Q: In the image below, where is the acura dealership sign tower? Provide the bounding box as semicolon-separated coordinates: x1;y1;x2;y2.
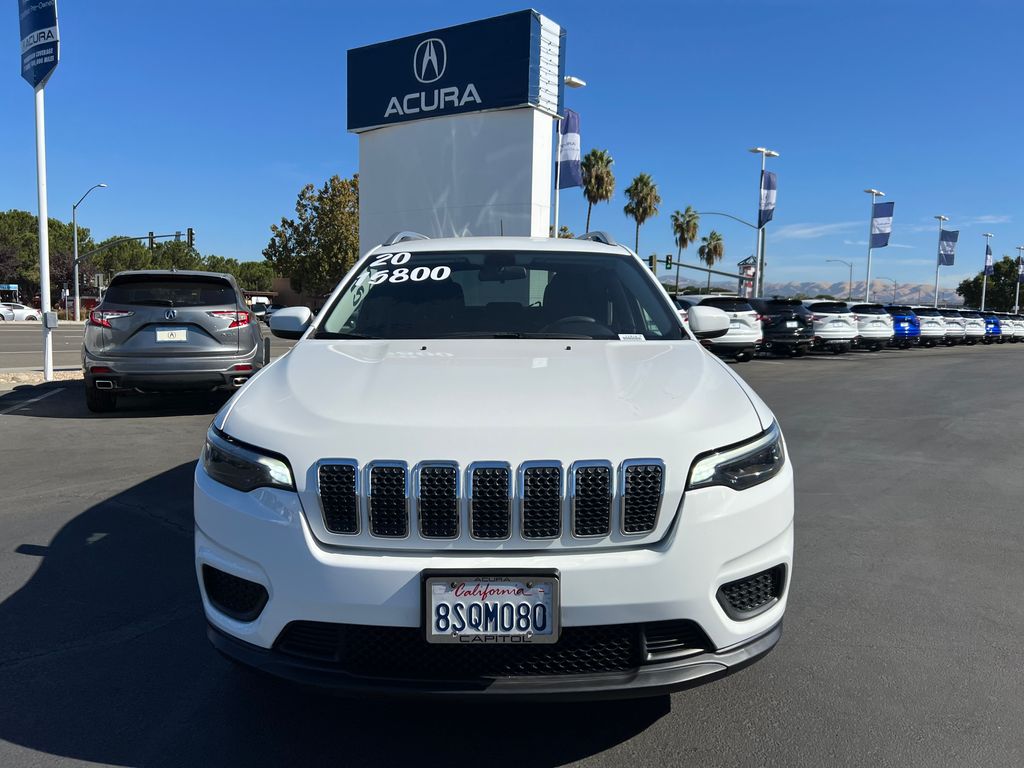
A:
348;10;566;249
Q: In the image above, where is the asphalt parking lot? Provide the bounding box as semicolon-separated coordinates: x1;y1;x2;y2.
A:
1;341;1022;767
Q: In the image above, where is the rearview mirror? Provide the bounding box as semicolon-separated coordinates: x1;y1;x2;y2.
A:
687;305;730;340
270;306;313;340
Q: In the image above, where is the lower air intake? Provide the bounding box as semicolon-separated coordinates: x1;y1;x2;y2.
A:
202;565;268;622
717;564;786;620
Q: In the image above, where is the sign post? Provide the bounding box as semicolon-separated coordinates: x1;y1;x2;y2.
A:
19;0;60;380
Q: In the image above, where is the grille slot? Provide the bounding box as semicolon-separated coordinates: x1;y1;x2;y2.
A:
520;462;562;539
621;461;664;534
367;463;408;538
643;619;712;661
318;461;359;534
469;463;512;539
417;463;459;538
276;621;642;679
571;462;612;537
202;565;268;622
717;565;786;620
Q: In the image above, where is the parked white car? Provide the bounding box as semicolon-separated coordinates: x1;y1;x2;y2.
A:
802;300;857;354
0;305;14;322
194;233;793;699
849;303;893;351
960;310;986;344
1;302;40;321
675;295;762;362
937;309;966;345
911;307;947;347
997;313;1021;342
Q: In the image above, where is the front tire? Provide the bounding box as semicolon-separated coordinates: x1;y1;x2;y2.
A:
86;386;117;413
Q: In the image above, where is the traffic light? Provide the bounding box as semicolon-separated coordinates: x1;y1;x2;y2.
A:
648;254;657;272
665;253;673;268
186;227;195;249
147;231;155;250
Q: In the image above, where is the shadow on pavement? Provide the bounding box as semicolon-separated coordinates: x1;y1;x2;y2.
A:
0;463;667;767
0;381;231;419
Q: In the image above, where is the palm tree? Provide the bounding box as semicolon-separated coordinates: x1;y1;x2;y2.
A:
580;149;615;232
670;207;700;261
623;173;662;254
697;230;725;291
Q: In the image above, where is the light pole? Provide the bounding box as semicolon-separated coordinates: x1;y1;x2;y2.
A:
826;259;854;300
981;232;994;311
749;146;779;296
72;183;108;321
932;215;949;308
877;276;897;304
1015;245;1024;313
552;75;586;237
863;188;884;301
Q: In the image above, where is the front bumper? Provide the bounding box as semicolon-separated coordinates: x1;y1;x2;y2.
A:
194;456;794;694
207;618;783;700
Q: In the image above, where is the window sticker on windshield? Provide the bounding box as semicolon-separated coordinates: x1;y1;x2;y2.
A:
368;265;452;285
618;333;646;341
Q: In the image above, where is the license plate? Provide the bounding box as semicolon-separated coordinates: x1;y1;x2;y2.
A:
730;322;743;329
156;328;188;342
425;574;559;644
785;321;797;328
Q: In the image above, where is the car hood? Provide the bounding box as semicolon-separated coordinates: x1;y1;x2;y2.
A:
217;339;767;488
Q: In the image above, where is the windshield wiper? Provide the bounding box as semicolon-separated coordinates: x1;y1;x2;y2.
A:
316;331;380;339
434;331;596;340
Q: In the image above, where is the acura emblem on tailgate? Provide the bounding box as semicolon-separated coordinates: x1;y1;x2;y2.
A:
164;309;176;320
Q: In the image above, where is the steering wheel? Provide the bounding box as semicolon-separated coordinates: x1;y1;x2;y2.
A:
540;315;614;336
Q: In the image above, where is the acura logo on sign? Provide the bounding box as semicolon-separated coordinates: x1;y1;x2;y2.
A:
413;38;446;83
164;309;176;320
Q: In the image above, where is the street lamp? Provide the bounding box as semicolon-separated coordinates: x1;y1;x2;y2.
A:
863;188;885;301
72;183;107;321
552;75;587;237
932;215;949;308
875;275;897;304
749;147;779;296
826;259;854;300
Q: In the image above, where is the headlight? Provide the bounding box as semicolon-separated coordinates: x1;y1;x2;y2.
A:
687;421;785;491
202;426;294;492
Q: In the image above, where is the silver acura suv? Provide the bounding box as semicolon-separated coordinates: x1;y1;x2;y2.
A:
82;270;266;412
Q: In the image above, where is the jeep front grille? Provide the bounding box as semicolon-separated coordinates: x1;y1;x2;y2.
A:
312;459;668;547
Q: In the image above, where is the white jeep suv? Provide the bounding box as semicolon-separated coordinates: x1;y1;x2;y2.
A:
194;233;793;698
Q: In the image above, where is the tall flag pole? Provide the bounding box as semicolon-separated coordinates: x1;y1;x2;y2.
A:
933;215;950;307
749;147;779;296
864;191;891;301
981;233;994;311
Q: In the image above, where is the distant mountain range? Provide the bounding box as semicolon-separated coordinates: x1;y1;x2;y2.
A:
661;276;962;305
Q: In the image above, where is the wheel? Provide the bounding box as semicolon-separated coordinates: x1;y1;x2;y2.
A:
85;386;117;413
793;347;806;357
26;315;39;321
734;351;752;363
870;344;881;352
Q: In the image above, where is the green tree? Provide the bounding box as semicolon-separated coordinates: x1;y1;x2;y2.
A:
623;173;661;255
150;240;204;271
670;207;700;262
91;236;152;277
203;254;241;275
263;174;360;296
580;148;615;232
697;230;725;291
548;224;575;239
0;210;96;302
236;260;275;292
957;255;1021;310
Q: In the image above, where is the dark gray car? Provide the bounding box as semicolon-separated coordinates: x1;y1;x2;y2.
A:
82;270;267;412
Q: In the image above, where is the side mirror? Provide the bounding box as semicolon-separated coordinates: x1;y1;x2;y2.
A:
270;306;313;339
687;305;730;340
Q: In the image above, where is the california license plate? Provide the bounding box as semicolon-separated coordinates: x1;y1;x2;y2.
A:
156;328;188;342
785;321;797;328
425;574;559;644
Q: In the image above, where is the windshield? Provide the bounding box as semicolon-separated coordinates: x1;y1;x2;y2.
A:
807;302;851;314
315;250;684;340
103;275;236;307
700;297;754;313
914;308;940;317
850;304;887;315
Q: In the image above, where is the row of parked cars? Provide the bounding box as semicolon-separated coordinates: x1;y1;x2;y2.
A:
672;295;1023;360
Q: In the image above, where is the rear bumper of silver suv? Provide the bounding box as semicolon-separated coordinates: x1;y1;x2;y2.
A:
83;344;264;393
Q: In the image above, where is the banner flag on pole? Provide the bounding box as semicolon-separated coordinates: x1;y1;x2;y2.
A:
557;109;582;189
758;171;777;228
937;229;959;266
870;202;894;248
1017;256;1024;284
984;243;994;275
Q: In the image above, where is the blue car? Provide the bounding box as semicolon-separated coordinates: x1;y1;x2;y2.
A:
982;311;1003;344
885;305;920;349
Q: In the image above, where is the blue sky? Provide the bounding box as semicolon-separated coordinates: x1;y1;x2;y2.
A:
3;0;1022;291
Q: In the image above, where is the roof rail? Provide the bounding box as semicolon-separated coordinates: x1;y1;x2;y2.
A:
575;231;617;246
382;231;430;246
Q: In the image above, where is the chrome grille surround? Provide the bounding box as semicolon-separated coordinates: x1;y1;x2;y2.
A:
310;459;667;548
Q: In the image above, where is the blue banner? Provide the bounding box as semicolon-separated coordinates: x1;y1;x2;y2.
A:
937;229;958;266
347;11;565;132
19;0;59;88
557;109;582;189
870;201;894;248
984;243;994;275
758;171;777;228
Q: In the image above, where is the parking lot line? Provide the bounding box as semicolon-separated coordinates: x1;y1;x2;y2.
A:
0;388;62;416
